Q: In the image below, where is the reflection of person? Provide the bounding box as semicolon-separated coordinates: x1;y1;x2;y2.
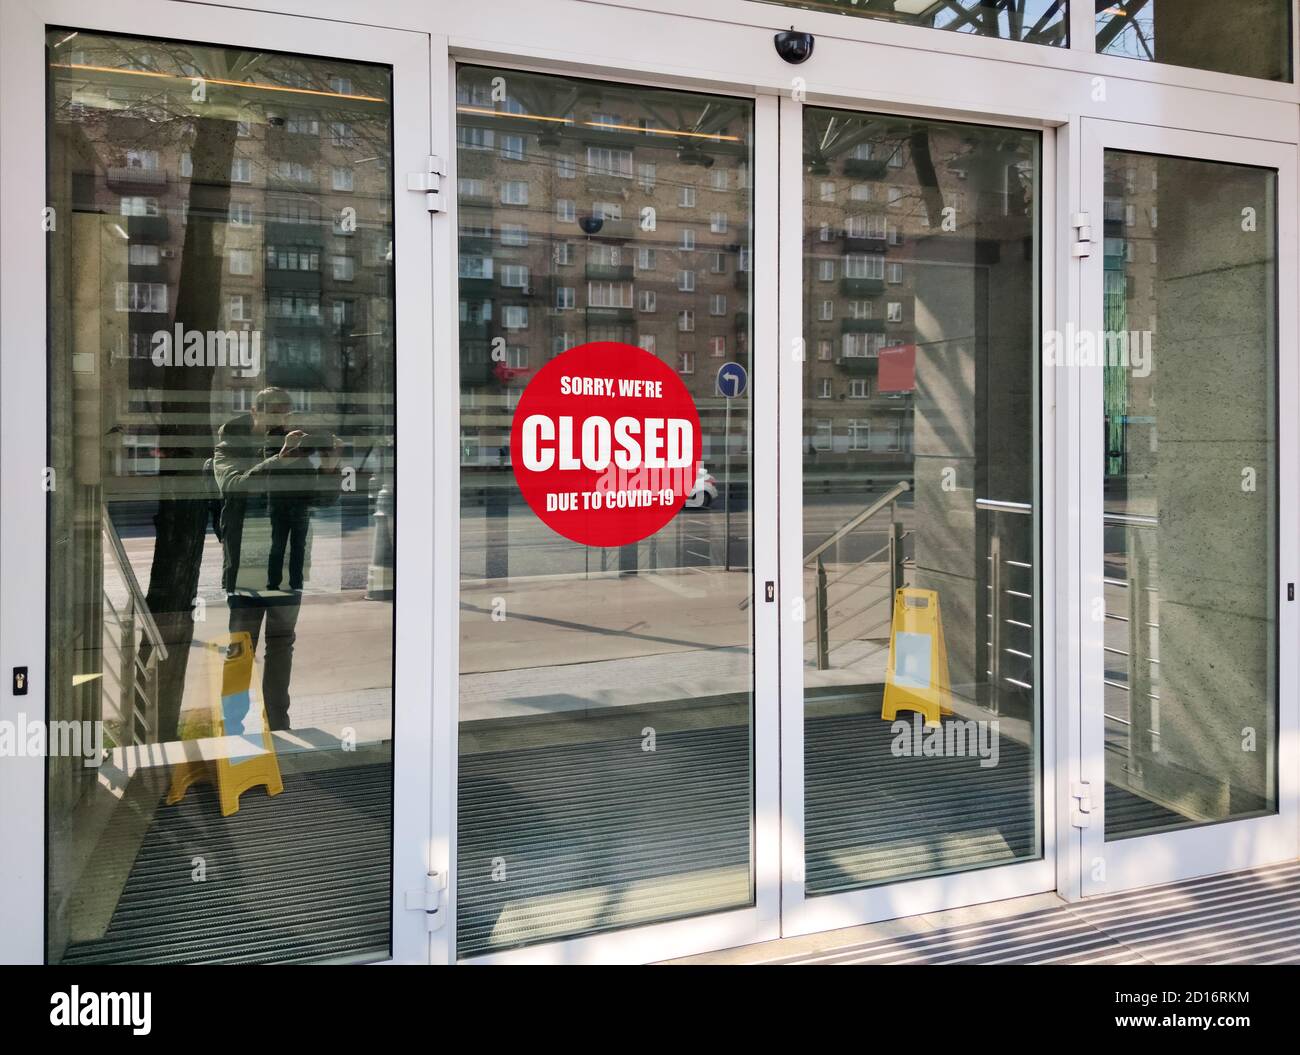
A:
212;387;342;730
267;486;309;591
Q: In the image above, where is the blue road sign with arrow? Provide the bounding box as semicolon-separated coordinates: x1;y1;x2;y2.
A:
716;362;748;399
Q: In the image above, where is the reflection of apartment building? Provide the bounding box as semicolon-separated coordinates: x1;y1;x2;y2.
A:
803;132;916;466
801;122;1036;476
53;41;395;491
455;70;752;466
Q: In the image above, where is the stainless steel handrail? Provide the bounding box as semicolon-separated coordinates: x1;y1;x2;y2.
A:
975;498;1032;515
793;483;911;669
103;504;168;661
803;481;910;566
980;499;1036;714
799;490;1038;680
102;503;169;745
1103;511;1162;759
1103;511;1158;526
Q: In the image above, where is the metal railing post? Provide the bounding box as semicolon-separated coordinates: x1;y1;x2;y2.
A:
145;652;160;746
989;531;1001;717
889;516;905;598
120;600;138;743
1130;529;1153;768
815;555;829;671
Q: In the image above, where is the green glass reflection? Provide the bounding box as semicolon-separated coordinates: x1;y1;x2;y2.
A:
1101;150;1278;839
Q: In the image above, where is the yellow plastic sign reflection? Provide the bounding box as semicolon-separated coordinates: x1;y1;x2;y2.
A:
881;588;954;729
166;631;283;817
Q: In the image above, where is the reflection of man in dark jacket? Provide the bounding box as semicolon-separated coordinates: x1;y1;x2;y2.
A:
212;387;342;731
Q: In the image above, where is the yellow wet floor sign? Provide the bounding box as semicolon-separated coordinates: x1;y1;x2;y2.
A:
166;631;283;817
881;587;954;728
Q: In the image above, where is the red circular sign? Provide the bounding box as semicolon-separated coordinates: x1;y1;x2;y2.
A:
510;341;703;547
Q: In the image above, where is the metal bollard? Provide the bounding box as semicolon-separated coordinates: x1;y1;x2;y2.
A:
366;482;394;601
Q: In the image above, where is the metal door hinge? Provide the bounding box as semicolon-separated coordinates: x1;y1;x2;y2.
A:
405;870;447;930
1071;212;1093;258
407;156;446;214
1070;780;1092;828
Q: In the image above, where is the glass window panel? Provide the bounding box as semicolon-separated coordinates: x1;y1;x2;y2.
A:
46;31;396;964
754;0;1067;46
801;108;1041;896
1101;150;1278;839
1096;1;1292;81
455;66;754;958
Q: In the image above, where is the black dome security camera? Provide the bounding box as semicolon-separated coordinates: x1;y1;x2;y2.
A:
774;28;814;65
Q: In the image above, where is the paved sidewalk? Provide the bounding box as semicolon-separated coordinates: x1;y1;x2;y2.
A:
665;860;1300;964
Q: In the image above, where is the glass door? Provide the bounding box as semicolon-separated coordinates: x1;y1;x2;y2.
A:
1077;119;1299;896
448;67;781;962
778;98;1056;935
0;0;434;964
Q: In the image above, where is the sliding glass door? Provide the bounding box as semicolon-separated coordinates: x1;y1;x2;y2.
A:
1078;120;1299;894
781;102;1051;933
18;0;436;965
452;67;780;961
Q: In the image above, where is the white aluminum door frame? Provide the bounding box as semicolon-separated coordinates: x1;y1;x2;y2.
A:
1076;118;1300;898
437;54;783;964
776;95;1061;938
0;0;436;965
